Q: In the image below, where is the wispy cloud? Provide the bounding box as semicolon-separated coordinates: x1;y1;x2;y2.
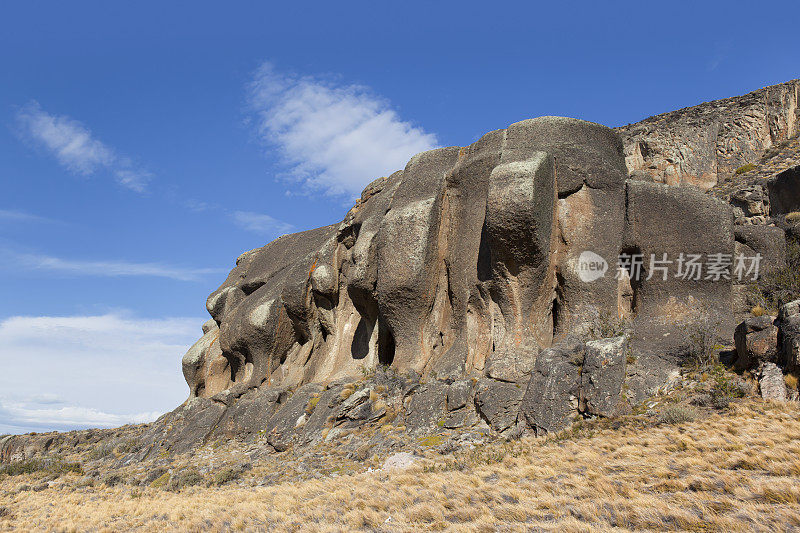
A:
114;169;152;194
183;198;214;213
0;209;53;224
0;312;201;433
15;101;152;193
2;249;223;281
248;62;439;198
231;210;294;235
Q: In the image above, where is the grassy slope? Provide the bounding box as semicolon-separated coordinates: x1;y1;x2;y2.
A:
1;400;799;532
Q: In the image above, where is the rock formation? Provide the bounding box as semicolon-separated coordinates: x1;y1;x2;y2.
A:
136;107;768;456
617;79;799;189
3;80;799;467
121;81;800;456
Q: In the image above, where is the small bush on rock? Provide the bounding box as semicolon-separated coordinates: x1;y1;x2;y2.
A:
149;471;170;489
103;473;124;486
213;467;241;486
168;468;204;491
587;310;629;339
658;405;697;425
683;315;722;369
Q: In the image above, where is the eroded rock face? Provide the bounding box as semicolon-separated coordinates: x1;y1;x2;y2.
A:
194;117;625;397
146;114;755;454
617;80;800;189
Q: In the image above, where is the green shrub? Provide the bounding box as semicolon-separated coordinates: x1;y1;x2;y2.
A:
658;405;697;425
212;467;241;486
103;473;124;486
0;459;45;476
86;442;115;460
116;439;138;454
167;468;204;490
0;459;82;477
148;471;170;489
709;364;749;399
49;461;83;476
304;395;320;415
735;163;757;175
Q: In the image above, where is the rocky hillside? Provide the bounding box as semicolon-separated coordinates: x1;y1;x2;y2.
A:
3;80;800;465
617;79;799;189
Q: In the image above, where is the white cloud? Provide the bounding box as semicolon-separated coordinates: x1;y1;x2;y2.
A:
3;249;224;281
248;62;439;198
231;210;294;235
15;101;152;193
15;102;114;174
0;312;202;434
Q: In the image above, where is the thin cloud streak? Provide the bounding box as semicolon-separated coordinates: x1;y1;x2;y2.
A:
231;210;294;235
3;249;224;281
0;209;54;224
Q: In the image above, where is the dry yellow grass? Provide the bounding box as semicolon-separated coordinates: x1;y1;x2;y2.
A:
2;400;799;532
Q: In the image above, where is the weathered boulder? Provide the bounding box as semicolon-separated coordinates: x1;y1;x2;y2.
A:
519;337;584;435
485;349;536;383
622;181;736;391
181;321;232;399
623;181;735;321
758;362;787;401
210;387;288;441
778;300;800;372
734;225;787;277
730;185;769;222
474;378;526;432
446;380;473;411
767;166;800;216
403;382;447;433
180;117;626;405
142;398;226;456
734;316;780;371
579;336;628;417
262;383;322;452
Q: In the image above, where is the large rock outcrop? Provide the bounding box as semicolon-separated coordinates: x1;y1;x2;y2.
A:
133;114;758;456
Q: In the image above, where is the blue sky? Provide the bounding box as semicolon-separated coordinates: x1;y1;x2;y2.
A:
1;0;797;433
